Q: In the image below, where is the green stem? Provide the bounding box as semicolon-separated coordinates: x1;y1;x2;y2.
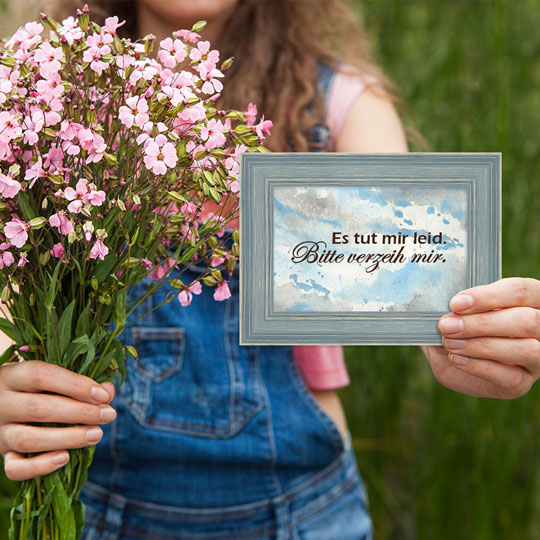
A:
88;326;121;379
35;477;47;540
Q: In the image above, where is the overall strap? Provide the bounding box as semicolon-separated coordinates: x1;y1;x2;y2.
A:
306;60;337;152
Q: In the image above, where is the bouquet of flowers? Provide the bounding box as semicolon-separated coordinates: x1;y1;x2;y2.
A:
0;5;271;539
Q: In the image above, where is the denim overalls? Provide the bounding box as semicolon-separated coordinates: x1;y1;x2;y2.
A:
80;61;373;540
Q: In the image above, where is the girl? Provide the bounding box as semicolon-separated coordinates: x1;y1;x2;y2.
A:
1;1;539;539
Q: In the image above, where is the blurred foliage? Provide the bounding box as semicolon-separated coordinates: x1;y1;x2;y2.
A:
1;1;540;539
341;0;540;539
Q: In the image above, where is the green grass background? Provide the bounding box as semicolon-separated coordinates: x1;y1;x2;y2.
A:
1;0;540;538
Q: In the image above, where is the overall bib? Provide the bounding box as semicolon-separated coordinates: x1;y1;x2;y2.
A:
80;61;373;540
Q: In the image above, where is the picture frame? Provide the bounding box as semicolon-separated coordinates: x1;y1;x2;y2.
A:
239;153;501;345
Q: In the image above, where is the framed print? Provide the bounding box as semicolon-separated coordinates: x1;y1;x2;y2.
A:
239;153;501;345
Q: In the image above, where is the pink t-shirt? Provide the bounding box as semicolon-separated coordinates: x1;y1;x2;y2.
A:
293;66;376;391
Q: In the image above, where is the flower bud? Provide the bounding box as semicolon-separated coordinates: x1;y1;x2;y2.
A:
221;57;234;71
191;20;207;33
28;217;47;229
40;251;51;265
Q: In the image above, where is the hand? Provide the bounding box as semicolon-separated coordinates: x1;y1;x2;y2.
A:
423;277;540;399
0;360;116;481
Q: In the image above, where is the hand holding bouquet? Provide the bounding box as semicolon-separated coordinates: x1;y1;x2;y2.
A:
0;5;271;539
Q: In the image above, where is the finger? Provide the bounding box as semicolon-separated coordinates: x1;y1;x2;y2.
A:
449;277;540;314
447;354;533;399
442;336;540;374
101;382;115;403
0;390;116;426
0;423;103;456
0;361;112;404
3;450;70;482
438;307;540;340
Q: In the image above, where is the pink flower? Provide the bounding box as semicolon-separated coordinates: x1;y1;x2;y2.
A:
189;41;219;72
4;216;29;248
89;239;109;260
18;253;28;267
0;111;22;140
175;29;200;44
143;139;177;175
0;250;14;268
140;258;152;270
200;118;226;149
34;42;64;78
178;280;203;307
49;212;74;235
82;221;94;241
245;103;257;127
213;280;231;301
19;345;30;352
158;38;187;68
119;96;149;129
24;156;47;189
0;173;21;198
103;16;126;35
22;109;45;145
50;242;64;258
65;178;106;212
86;133;107;164
86;189;106;206
151;257;176;280
64;178;88;213
254;116;273;141
211;257;225;267
57;16;83;45
198;65;224;95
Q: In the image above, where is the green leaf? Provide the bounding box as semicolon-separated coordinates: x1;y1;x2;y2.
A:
94;253;118;283
0;318;23;342
45;260;63;309
116;343;127;386
45;472;76;540
75;300;91;337
17;192;36;221
36;483;55;536
72;499;85;539
45;306;59;363
63;334;90;368
113;289;126;325
57;299;76;360
79;339;96;376
0;344;15;366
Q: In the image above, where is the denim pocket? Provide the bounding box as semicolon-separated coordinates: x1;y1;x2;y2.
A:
131;326;184;382
294;482;373;540
118;263;263;437
288;352;347;456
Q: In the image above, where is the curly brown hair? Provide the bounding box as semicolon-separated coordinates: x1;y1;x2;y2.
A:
44;0;427;152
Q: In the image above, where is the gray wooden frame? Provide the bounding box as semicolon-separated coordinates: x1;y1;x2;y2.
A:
239;153;501;345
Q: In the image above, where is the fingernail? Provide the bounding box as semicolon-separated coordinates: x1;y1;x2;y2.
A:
444;338;467;350
439;316;464;334
449;294;474;312
450;353;469;365
91;386;109;402
100;406;116;422
86;427;103;443
51;452;69;466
